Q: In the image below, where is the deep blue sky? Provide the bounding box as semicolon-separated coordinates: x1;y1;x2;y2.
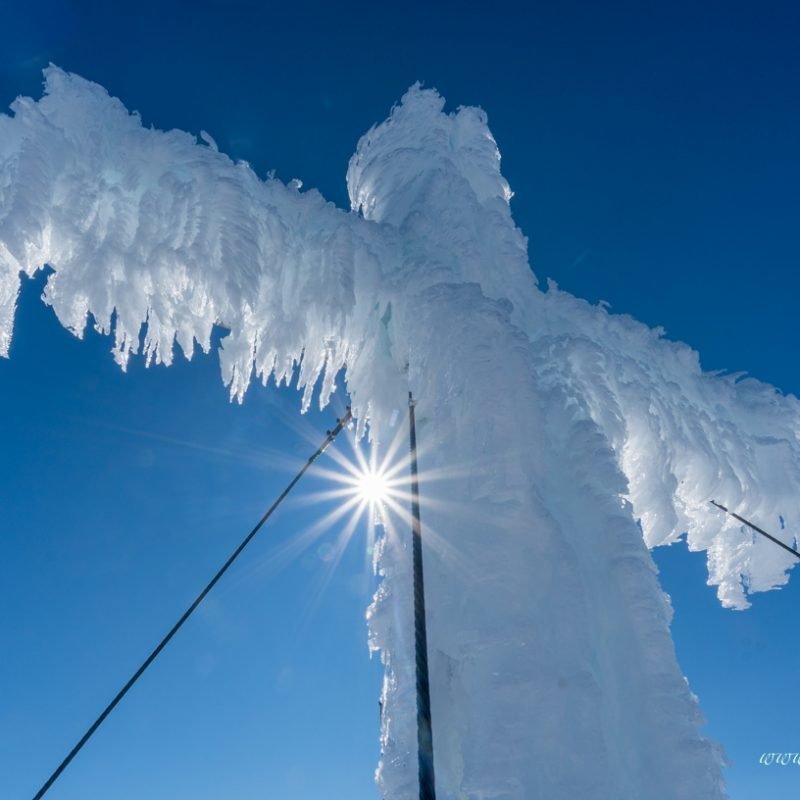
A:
1;1;799;798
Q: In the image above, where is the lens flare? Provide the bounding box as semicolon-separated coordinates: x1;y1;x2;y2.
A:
238;406;467;624
358;467;389;505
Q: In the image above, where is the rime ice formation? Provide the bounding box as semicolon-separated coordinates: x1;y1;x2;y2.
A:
2;67;799;798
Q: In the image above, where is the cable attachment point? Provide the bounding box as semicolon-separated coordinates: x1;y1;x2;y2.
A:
710;500;799;560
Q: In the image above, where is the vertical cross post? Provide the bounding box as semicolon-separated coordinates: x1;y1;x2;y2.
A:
409;392;437;800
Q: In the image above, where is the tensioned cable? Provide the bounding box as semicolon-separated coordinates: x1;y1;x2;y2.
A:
32;408;353;800
710;500;800;560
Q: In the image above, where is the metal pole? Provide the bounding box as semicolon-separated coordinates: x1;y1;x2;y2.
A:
710;500;800;560
409;392;437;800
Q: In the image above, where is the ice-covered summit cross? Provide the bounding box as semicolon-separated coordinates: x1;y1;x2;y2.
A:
3;67;798;799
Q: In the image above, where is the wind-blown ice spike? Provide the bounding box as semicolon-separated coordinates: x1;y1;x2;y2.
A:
710;500;800;560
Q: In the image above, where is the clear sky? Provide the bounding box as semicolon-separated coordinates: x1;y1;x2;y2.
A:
1;1;799;798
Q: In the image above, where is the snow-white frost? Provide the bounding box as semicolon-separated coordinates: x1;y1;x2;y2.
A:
2;67;798;798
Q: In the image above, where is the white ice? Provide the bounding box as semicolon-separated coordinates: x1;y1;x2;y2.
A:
3;67;799;798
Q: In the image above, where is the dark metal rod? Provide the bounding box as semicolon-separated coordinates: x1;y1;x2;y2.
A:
710;500;800;560
32;408;352;800
409;392;437;800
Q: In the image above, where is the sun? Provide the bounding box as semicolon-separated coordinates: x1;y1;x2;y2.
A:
285;410;458;592
357;467;389;505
